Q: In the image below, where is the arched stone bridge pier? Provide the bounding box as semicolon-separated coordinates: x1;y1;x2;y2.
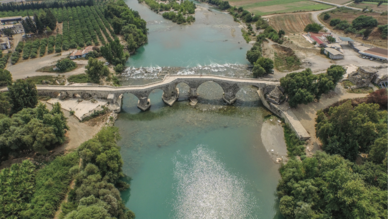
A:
32;75;280;111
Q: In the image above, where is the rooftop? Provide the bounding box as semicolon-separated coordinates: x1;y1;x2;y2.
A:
0;16;22;21
310;35;325;45
363;47;388;59
325;48;343;56
339;37;353;42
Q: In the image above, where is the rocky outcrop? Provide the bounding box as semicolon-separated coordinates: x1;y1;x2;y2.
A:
348;66;378;88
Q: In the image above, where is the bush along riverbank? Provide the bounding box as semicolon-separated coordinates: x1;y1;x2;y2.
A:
139;0;195;24
0;127;135;219
277;96;388;218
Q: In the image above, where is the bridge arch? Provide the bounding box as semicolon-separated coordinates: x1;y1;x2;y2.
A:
197;81;225;104
121;92;142;114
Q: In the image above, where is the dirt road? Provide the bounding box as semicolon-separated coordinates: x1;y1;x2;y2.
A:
6;52;88;80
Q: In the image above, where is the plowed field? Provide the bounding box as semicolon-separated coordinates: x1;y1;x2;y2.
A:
268;14;314;33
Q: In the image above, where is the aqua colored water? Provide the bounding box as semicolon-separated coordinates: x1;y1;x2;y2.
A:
125;0;251;68
118;0;283;218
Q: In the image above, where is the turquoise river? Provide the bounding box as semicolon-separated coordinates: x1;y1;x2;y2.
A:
117;0;285;218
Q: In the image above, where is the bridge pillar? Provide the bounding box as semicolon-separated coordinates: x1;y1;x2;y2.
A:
221;83;240;104
189;87;198;106
162;84;179;106
137;96;151;111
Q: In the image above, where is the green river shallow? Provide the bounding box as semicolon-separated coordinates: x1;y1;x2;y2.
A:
117;0;284;218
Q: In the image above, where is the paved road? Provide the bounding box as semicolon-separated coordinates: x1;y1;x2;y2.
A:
0;75;280;93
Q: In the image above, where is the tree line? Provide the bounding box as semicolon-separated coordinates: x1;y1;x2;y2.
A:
277;89;388;218
280;65;345;107
0;0;94;12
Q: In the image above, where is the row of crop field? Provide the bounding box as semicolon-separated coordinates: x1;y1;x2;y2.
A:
55;6;115;49
3;5;118;65
10;35;61;64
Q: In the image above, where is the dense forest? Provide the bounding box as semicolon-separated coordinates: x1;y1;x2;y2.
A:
277;89;388;219
0;127;134;219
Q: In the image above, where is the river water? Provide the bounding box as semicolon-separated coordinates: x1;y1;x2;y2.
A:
117;0;284;218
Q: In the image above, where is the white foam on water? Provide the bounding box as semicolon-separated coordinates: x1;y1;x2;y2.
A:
172;145;255;219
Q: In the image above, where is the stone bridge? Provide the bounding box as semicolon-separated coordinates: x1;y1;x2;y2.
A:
31;75;280;111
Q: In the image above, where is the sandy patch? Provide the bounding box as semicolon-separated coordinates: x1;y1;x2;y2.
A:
261;118;288;163
47;98;108;121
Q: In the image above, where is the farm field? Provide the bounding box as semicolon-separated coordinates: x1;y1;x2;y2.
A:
268;13;314;33
349;2;388;13
228;0;332;15
320;8;388;48
4;5;115;65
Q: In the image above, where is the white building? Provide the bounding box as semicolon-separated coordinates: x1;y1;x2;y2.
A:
324;48;344;60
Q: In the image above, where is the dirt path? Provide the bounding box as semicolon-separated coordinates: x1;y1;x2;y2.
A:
290;84;369;156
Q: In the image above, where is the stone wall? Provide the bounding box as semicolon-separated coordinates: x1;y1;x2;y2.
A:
258;88;310;140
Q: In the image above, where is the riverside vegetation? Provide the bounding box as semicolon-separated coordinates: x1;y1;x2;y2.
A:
139;0;196;24
277;90;388;218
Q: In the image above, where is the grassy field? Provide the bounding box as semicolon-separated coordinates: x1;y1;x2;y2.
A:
228;0;332;15
268;14;314;33
349;2;388;13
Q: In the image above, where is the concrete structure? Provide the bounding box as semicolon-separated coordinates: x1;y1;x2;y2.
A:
258;88;310;140
348;66;378;88
1;75;311;140
70;46;94;59
0;37;10;49
324;48;344;60
372;68;388;88
7;75;278;111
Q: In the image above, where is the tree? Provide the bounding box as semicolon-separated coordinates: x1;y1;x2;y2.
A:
369;135;387;164
256;57;273;74
8;79;38;113
2;28;13;37
316;101;387;161
323;13;330;20
114;64;125;73
56;58;76;72
377;1;383;7
278;29;285;38
112;16;123;34
0;69;12;86
100;39;125;65
329;18;341;27
85;58;110;83
252;64;266;77
33;13;44;34
277;152;387;219
367;89;387;109
326;65;345;84
352;15;378;30
326;35;336;43
246;48;261;64
304;23;322;33
362;28;373;39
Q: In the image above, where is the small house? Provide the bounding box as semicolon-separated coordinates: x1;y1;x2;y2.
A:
324;48;344;60
70;50;82;59
70;46;94;59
